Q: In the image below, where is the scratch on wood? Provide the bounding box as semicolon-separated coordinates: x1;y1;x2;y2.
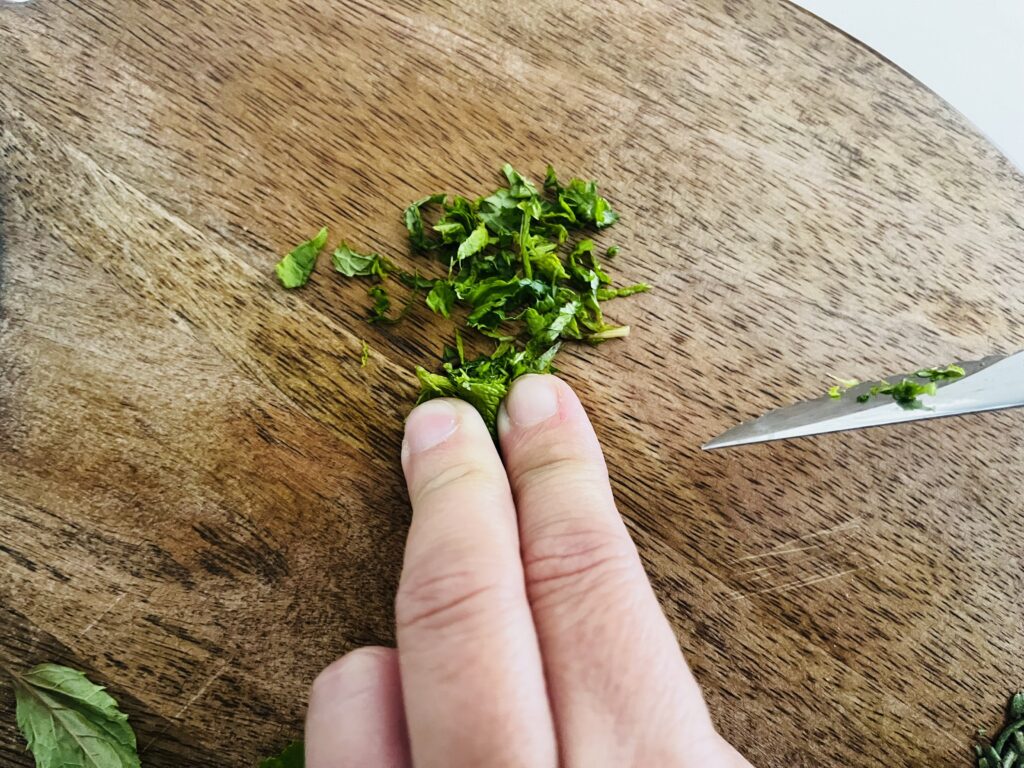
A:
732;518;862;563
140;661;231;755
729;566;866;602
77;592;128;639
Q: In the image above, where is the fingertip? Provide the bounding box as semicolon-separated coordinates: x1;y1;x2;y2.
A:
307;647;410;768
309;646;397;708
502;374;563;430
498;375;598;459
403;399;460;462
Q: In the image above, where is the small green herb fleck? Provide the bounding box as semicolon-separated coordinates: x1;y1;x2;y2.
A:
360;340;370;367
915;364;966;381
856;378;937;408
276;227;328;288
455;222;490;267
827;377;859;399
606;245;620;258
259;740;304;768
367;285;415;325
834;362;963;409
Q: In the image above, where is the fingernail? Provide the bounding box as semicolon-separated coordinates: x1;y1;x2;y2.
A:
404;399;459;456
506;375;560;427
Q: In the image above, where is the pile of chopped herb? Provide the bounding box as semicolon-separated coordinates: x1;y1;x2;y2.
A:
826;364;965;409
275;164;649;432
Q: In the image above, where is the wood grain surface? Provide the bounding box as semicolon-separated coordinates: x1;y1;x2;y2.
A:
2;1;1023;765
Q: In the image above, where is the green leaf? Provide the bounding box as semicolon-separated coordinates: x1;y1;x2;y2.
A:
455;222;490;267
404;194;446;250
259;740;304;768
367;285;414;325
477;188;524;236
331;242;391;278
461;277;548;330
502;163;539;199
606;245;620;258
275;227;328;288
436;196;479;243
557;177;619;228
10;663;141;768
543;164;560;190
416;364;508;435
426;280;456;318
360;340;370;368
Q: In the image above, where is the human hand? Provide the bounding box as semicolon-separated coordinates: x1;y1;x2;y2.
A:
306;375;754;767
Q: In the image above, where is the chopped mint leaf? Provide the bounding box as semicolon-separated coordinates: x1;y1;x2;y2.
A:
404;194;446;250
332;242;391;278
276;227;328;288
426;280;456;318
502;163;540;199
455;222;490;267
915;364;966;381
836;362;963;409
367;285;415;325
360;340;370;367
606;245;620;257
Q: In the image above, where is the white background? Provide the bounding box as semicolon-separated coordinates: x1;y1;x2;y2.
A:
791;0;1024;172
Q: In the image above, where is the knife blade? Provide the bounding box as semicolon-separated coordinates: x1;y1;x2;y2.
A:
703;350;1024;450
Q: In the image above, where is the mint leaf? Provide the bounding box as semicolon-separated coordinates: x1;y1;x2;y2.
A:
433;196;478;245
259;740;304;768
10;663;141;768
477;188;523;236
331;242;390;278
276;227;328;288
425;280;455;318
502;163;539;199
455;222;490;266
404;194;445;250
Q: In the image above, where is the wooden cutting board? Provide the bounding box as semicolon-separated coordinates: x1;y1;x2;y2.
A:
2;1;1023;765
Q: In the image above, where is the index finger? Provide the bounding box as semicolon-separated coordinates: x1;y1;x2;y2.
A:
397;398;556;768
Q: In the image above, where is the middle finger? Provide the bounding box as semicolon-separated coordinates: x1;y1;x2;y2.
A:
398;398;556;768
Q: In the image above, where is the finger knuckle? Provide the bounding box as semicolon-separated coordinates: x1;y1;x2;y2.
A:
396;561;510;635
508;451;598;496
413;460;497;506
522;520;638;605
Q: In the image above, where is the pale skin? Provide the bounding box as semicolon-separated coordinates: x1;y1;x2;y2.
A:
305;374;755;768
